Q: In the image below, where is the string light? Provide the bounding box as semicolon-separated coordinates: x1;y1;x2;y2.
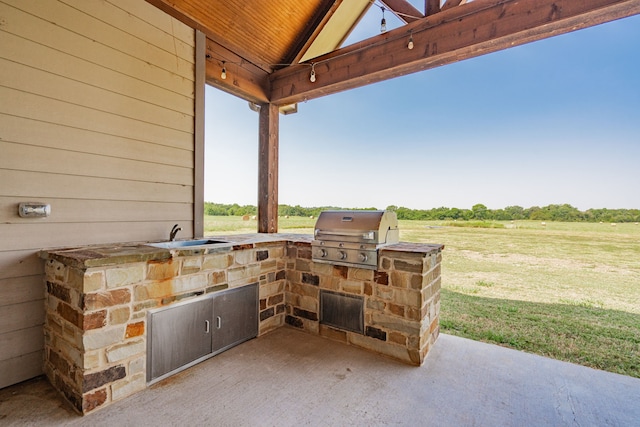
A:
204;0;453;86
309;63;316;82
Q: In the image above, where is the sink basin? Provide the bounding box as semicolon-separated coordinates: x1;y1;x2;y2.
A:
147;239;228;249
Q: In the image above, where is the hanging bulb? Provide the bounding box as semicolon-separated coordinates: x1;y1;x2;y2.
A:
408;34;414;50
310;64;316;83
221;61;227;80
380;8;387;33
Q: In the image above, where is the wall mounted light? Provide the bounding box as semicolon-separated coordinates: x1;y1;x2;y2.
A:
18;202;51;218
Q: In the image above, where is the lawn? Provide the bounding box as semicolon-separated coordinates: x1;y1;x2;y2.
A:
205;216;640;378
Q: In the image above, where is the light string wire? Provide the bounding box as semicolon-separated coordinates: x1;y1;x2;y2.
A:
372;0;424;22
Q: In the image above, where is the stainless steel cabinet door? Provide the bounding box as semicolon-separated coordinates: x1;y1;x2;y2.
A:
148;298;212;381
212;284;258;353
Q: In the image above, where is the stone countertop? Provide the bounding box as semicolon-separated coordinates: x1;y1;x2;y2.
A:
38;234;311;269
39;233;442;270
381;242;444;254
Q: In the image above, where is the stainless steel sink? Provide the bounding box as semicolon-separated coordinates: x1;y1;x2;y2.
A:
147;239;229;249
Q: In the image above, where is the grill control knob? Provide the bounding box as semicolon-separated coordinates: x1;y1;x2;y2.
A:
358;253;368;263
338;251;347;260
319;249;328;258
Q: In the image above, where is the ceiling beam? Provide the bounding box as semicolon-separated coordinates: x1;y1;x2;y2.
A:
205;38;270;104
442;0;467;12
425;0;441;16
380;0;424;23
287;0;344;65
270;0;640;106
146;0;269;74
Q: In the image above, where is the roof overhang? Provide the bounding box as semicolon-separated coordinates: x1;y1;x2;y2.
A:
147;0;640;105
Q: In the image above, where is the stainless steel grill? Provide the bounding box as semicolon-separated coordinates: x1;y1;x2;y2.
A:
311;210;399;269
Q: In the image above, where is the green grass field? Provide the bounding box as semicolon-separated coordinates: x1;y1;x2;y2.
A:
205;217;640;378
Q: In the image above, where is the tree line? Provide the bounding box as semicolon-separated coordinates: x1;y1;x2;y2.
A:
204;202;640;223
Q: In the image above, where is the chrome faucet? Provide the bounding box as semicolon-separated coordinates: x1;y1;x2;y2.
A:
169;224;182;241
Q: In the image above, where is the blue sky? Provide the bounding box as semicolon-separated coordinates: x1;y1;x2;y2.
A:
204;9;640;211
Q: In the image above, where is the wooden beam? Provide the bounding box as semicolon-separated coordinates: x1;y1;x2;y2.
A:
286;0;345;64
148;0;272;103
270;0;640;105
442;0;466;12
425;0;441;16
205;38;270;104
380;0;424;23
258;104;279;233
145;0;268;72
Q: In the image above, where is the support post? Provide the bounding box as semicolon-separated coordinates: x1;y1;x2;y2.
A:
258;103;279;233
425;0;440;15
194;30;205;237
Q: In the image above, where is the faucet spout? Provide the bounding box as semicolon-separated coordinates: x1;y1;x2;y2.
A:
169;224;182;241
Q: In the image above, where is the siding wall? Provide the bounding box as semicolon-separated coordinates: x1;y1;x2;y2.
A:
0;0;196;388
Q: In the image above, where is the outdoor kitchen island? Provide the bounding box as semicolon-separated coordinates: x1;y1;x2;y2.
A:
40;233;443;415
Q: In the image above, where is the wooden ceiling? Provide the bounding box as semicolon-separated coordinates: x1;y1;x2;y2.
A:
147;0;640;106
147;0;350;72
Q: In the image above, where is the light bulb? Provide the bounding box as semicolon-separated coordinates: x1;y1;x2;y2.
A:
408;35;414;50
380;17;386;33
310;64;316;83
221;62;227;80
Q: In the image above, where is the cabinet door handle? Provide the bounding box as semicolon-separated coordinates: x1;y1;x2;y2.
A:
205;320;210;333
216;316;221;329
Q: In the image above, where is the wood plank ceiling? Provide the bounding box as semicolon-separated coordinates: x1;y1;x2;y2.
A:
147;0;367;103
147;0;640;106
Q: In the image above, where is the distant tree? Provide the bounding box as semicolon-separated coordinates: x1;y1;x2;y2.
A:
471;204;489;220
525;206;542;220
395;206;414;220
205;202;640;223
504;205;525;220
492;209;509;221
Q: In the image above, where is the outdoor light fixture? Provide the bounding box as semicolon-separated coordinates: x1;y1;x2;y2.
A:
221;61;227;80
310;63;316;82
380;7;387;32
408;33;414;50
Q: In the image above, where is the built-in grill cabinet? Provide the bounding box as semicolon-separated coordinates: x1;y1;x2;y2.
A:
147;284;258;384
311;210;399;269
320;290;364;334
147;297;212;383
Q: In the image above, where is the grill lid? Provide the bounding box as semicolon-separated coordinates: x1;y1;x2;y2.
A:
313;210;399;244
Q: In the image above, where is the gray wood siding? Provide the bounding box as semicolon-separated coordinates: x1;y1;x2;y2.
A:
0;0;195;388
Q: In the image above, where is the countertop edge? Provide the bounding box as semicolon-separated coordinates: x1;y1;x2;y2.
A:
39;234;443;268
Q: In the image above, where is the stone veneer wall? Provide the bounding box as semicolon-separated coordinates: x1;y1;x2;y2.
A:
42;238;442;415
43;242;287;414
285;242;442;365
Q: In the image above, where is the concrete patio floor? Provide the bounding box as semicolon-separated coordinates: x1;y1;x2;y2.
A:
2;327;639;426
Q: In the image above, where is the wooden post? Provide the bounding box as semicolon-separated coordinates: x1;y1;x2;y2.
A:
258;103;279;233
194;30;205;237
425;0;440;15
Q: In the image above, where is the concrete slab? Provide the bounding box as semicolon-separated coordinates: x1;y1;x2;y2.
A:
1;327;639;426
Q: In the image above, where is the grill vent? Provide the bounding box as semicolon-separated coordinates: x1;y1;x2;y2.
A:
320;290;364;334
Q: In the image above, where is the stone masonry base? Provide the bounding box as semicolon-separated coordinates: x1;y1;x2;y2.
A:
41;236;442;414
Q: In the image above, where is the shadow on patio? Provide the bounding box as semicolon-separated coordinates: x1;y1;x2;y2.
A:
2;327;639;426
